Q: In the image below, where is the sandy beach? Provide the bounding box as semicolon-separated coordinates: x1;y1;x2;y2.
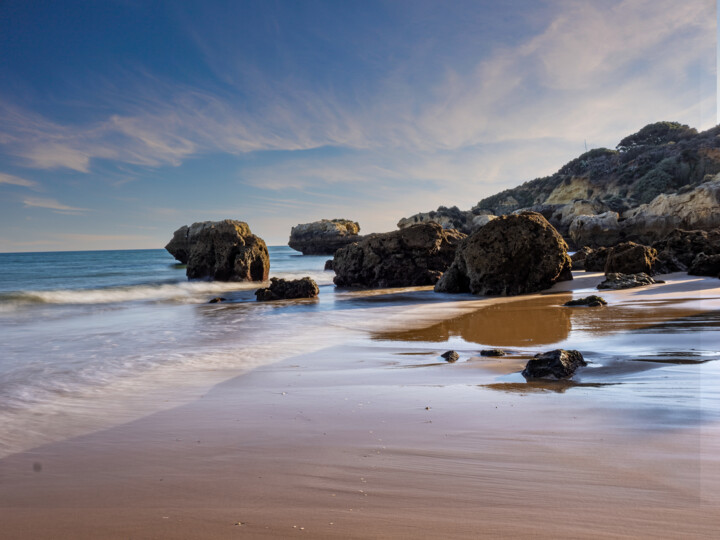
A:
1;272;719;539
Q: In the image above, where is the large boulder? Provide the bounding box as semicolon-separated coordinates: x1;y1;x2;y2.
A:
165;220;270;281
603;242;657;275
333;223;465;288
434;212;572;296
288;219;361;255
522;349;587;380
568;211;622;248
255;277;319;301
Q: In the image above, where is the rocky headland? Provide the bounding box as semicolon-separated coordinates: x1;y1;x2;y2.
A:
165;219;270;281
288;219;361;255
398;122;720;248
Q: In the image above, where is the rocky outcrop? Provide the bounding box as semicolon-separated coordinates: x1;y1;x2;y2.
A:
569;212;621;248
402;123;720;248
521;349;586;380
435;212;572;296
597;273;662;290
583;247;610;272
397;206;495;235
255;277;319;301
333;223;465;288
288;219;361;255
688;254;720;277
603;242;657;275
165;220;270;281
564;295;607;307
651;228;720;270
621;177;720;244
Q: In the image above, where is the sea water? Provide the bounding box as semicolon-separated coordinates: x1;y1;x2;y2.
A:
0;247;345;456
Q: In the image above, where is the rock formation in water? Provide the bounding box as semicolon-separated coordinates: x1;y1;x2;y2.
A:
165;220;270;281
521;349;586;380
332;223;465;288
434;212;572;296
255;277;319;301
288;219;361;255
401;122;720;247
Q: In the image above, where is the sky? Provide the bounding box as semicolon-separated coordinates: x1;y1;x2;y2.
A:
0;0;716;252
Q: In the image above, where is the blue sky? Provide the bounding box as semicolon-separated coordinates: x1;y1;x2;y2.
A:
0;0;716;251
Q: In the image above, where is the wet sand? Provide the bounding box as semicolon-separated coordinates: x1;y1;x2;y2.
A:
1;273;719;538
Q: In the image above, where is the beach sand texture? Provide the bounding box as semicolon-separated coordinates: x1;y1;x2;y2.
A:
1;273;719;539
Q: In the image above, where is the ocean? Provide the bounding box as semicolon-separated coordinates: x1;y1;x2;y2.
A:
0;247;348;457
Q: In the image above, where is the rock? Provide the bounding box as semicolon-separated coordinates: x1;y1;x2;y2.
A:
480;349;506;357
569;211;622;248
470;214;497;231
564;295;607;307
584;247;610;272
288;219;361;255
571;246;593;270
165;220;270;282
397;206;491;235
208;297;227;304
688;253;720;277
441;350;459;363
333;223;465;288
621;177;720;244
521;349;587;380
652;228;720;269
434;212;572;296
255;277;319;301
597;273;662;290
603;242;657;275
324;259;334;271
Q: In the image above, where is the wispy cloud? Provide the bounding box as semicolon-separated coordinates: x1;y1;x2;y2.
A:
0;172;40;189
22;197;89;214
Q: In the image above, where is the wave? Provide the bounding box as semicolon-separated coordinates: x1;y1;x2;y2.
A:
0;270;335;309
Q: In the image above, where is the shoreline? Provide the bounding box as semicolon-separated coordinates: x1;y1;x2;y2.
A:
1;272;719;538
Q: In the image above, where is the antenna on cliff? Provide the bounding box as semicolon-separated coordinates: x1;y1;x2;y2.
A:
584;139;588;152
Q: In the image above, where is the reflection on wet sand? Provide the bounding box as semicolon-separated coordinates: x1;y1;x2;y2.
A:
373;294;573;346
372;293;718;347
483;381;617;394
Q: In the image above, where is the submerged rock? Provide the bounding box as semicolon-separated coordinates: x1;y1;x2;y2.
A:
434;212;572;296
597;272;663;290
333;223;465;288
165;220;270;282
208;297;227;304
255;277;319;302
522;349;587;380
441;350;459;363
603;242;657;275
563;295;607;307
288;219;361;255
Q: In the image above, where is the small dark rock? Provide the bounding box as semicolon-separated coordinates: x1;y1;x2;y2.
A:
563;295;607;307
324;259;334;271
208;297;227;304
521;349;587;380
441;350;460;363
480;349;506;357
255;277;319;302
597;272;663;290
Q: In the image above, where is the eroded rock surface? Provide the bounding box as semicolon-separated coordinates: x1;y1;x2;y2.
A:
255;277;319;301
333;223;465;288
603;242;658;275
522;349;587;380
435;212;572;296
288;219;361;255
166;220;270;281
